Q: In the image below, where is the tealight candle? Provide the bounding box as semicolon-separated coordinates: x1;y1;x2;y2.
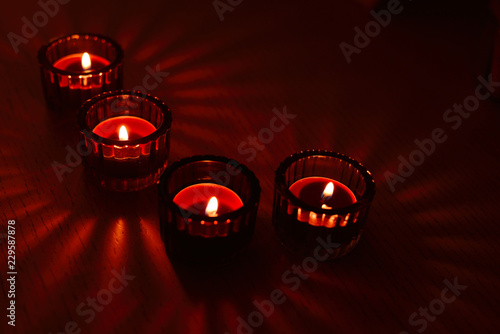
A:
288;177;356;226
158;155;261;265
173;183;244;237
77;91;172;191
52;52;110;73
91;115;158;160
173;183;244;217
93;116;157;140
273;150;375;259
38;33;123;111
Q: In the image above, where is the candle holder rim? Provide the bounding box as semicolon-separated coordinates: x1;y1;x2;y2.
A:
275;149;375;215
77;90;172;146
158;154;261;222
38;32;124;76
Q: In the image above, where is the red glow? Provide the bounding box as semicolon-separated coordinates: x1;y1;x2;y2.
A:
93;116;156;141
289;177;356;209
52;53;110;72
173;183;243;216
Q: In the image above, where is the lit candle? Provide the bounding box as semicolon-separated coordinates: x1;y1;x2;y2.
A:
273;150;375;259
173;183;243;213
92;116;157;160
39;33;123;111
172;183;244;237
158;155;261;264
288;177;357;227
52;52;110;72
78;91;172;191
93;116;157;140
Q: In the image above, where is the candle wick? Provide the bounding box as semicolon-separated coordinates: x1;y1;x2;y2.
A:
321;193;332;203
321;192;333;210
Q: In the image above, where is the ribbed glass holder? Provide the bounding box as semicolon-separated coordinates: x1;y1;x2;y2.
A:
77;91;172;191
273;150;375;259
158;155;261;265
38;33;123;112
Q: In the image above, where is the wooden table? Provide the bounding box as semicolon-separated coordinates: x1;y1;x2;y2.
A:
1;0;499;333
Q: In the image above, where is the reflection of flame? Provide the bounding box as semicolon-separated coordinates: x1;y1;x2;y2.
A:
205;197;218;217
119;126;128;141
322;182;334;201
81;52;91;70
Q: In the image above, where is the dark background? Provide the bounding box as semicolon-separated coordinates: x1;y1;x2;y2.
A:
1;0;499;333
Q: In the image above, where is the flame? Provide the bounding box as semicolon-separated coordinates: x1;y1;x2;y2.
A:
205;197;218;217
81;52;91;70
118;126;128;140
321;182;334;201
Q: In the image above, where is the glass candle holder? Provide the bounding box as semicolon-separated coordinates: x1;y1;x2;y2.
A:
158;155;261;265
273;150;375;259
38;33;123;112
77;90;172;191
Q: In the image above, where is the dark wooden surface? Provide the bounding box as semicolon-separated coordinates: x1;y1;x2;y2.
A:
1;0;499;333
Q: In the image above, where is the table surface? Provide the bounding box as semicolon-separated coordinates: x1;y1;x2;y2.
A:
1;0;499;333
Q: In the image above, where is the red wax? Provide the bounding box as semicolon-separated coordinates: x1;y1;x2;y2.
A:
53;53;110;72
173;183;243;216
93;116;156;140
289;177;356;209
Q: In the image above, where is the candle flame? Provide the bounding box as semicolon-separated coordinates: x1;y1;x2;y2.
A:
205;197;218;217
81;52;91;70
118;125;128;141
321;182;334;201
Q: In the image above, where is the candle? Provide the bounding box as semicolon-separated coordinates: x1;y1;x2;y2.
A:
273;150;375;258
172;183;243;237
91;116;157;160
78;91;171;191
93;116;157;140
39;33;123;111
173;183;243;216
289;177;356;208
53;52;110;72
158;155;261;264
288;177;357;227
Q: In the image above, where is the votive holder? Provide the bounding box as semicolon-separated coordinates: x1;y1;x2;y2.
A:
273;150;375;259
38;33;123;111
158;155;261;265
77;90;172;191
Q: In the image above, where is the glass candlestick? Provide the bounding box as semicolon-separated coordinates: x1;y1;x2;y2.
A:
273;150;375;259
77;90;172;191
158;155;261;265
38;33;123;112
